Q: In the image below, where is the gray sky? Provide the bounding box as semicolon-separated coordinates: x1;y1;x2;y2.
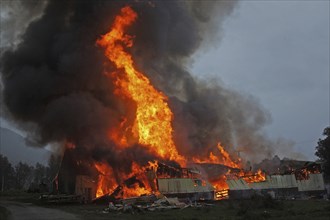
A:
192;0;330;160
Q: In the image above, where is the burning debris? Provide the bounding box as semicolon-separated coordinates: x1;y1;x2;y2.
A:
53;145;326;203
55;147;282;203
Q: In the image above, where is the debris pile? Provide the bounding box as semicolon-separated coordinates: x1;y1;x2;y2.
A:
102;194;213;214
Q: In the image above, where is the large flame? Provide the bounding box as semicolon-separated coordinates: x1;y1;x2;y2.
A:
238;169;266;183
94;163;117;198
92;6;266;199
192;143;241;168
97;6;185;165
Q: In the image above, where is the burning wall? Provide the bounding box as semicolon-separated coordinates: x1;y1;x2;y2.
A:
0;0;302;199
227;173;326;199
226;163;326;199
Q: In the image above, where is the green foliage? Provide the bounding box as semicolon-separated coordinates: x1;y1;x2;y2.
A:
315;126;330;177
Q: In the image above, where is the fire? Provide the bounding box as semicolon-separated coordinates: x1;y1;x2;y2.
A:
216;143;240;168
65;141;76;149
193;143;241;168
120;162;154;198
97;6;185;165
190;143;240;198
235;168;266;183
94;6;187;198
108;117;132;148
94;163;117;198
292;166;320;180
211;176;229;190
94;161;157;199
121;183;150;198
92;6;253;200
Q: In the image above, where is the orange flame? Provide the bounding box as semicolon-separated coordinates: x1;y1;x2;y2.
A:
121;183;151;198
97;6;185;166
94;163;117;198
210;176;229;190
193;143;240;168
94;161;157;199
216;143;240;168
92;6;255;200
237;168;266;183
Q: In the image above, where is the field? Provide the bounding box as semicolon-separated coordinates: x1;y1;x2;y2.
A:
1;192;329;220
54;199;330;220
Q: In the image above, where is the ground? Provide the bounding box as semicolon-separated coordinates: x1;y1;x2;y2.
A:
0;192;329;220
0;201;79;220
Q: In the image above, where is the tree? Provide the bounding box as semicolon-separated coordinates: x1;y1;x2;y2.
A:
315;126;330;178
0;154;15;191
33;163;47;184
14;162;34;189
33;162;47;183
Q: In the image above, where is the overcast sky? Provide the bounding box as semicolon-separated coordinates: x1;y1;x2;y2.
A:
192;0;329;160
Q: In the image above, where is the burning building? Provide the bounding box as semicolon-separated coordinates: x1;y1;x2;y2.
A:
56;148;217;202
1;0;321;203
226;163;326;199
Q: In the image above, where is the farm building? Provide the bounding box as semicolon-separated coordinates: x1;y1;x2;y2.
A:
227;173;326;199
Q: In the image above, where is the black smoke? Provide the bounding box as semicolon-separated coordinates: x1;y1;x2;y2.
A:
0;0;294;168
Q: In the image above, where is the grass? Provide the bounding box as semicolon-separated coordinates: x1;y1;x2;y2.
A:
0;206;11;220
0;189;43;203
1;191;329;220
46;198;330;220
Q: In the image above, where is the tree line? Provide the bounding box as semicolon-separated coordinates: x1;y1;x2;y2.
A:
0;154;61;192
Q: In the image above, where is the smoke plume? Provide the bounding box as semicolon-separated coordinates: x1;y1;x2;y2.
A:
0;0;296;169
